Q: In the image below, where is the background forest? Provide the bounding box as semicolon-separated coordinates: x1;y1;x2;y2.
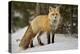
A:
9;1;78;35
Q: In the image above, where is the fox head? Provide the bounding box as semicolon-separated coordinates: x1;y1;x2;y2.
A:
48;6;61;30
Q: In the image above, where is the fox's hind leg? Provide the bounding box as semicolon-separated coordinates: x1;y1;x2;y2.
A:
37;31;44;45
30;40;34;48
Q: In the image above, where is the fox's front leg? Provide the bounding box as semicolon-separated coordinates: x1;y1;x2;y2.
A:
52;32;55;43
47;32;50;44
47;32;55;44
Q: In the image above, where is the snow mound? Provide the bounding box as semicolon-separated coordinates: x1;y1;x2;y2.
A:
11;27;78;53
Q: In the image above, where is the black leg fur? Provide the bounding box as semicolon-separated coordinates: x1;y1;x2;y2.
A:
30;40;34;48
47;32;50;44
52;33;55;43
37;32;44;45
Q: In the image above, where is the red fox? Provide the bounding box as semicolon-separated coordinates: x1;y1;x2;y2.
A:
19;6;61;49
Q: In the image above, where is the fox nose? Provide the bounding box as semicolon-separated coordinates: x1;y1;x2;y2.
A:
52;16;56;20
55;17;56;18
53;17;56;20
54;17;56;22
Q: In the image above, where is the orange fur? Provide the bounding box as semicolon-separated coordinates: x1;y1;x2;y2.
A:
31;15;52;33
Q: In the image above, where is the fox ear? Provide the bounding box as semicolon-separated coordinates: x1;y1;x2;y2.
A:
49;6;55;12
56;6;60;11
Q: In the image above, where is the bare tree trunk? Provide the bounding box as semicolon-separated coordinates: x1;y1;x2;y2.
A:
36;3;40;16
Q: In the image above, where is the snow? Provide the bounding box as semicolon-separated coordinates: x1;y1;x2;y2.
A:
11;27;78;53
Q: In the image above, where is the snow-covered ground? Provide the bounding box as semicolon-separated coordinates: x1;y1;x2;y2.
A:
11;27;78;53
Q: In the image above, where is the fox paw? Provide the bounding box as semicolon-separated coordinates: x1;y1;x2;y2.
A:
40;43;44;45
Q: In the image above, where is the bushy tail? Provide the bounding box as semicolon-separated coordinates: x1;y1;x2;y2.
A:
19;25;36;49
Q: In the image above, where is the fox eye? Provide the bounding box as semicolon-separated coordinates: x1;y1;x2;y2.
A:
56;13;58;15
52;14;54;15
